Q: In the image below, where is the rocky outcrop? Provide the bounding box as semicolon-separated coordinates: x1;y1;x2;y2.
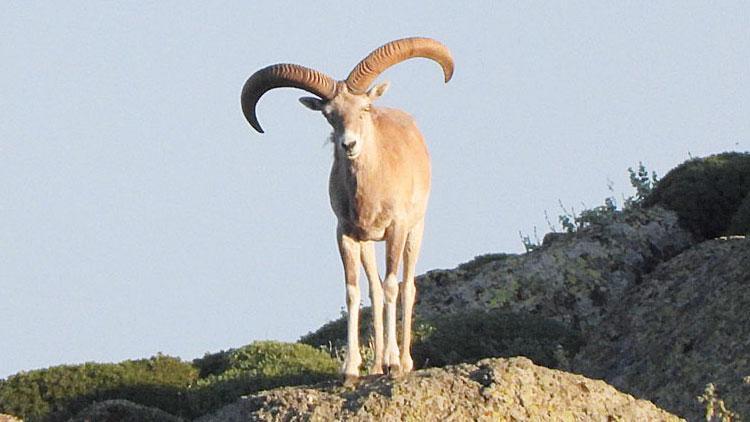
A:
416;207;695;332
196;357;681;421
0;414;22;422
573;236;750;420
416;211;750;420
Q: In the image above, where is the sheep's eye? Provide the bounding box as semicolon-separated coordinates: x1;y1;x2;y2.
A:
363;105;371;113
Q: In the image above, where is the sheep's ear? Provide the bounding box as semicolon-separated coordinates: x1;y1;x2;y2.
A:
299;97;325;111
367;82;390;101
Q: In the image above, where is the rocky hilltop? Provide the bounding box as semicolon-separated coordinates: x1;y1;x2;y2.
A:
196;357;680;421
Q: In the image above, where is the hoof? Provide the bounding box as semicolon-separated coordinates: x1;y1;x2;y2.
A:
343;374;359;387
386;364;402;379
400;356;414;373
368;364;385;376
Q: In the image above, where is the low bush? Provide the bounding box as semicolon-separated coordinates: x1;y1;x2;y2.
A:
186;341;339;417
411;309;583;369
0;342;340;421
644;152;750;239
0;354;197;422
68;399;183;422
727;193;750;235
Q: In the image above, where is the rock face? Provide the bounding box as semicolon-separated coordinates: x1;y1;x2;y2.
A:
573;236;750;420
416;211;749;420
416;207;695;332
196;357;681;421
418;211;749;420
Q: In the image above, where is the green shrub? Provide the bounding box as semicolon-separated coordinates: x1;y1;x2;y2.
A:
0;342;340;421
626;161;659;206
573;199;618;230
193;341;339;380
533;162;656;242
186;341;339;417
727;193;750;235
644;152;750;239
68;399;183;422
0;355;197;422
411;309;583;369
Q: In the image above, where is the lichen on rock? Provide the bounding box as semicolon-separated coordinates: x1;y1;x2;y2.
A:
417;206;694;333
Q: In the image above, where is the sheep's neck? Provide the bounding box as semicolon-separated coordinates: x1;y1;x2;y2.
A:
336;135;385;231
341;137;380;194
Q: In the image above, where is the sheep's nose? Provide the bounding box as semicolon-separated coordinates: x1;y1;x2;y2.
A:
343;140;357;152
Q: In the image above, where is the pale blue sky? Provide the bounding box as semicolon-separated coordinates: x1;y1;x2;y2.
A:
1;2;748;378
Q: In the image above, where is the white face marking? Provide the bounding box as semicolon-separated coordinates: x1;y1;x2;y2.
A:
339;131;362;159
320;88;378;161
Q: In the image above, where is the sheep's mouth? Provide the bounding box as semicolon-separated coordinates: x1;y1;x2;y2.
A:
343;143;362;159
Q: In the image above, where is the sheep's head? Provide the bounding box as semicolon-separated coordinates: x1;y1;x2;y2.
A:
298;81;389;159
241;37;454;159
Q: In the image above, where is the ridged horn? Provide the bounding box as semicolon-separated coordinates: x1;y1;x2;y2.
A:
345;37;454;95
241;63;336;133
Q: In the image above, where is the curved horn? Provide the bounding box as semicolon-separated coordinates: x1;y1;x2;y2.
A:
241;63;336;133
345;37;454;94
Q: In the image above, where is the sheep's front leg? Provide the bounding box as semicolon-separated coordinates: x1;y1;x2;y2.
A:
383;226;407;376
361;241;384;375
337;228;362;382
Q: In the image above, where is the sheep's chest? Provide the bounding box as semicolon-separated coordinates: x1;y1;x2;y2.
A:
329;169;394;241
332;192;391;241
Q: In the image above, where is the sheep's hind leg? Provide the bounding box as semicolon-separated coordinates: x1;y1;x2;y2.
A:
400;220;424;374
361;241;384;375
337;228;362;383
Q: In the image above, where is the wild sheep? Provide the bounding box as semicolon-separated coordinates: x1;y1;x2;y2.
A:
240;37;453;381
